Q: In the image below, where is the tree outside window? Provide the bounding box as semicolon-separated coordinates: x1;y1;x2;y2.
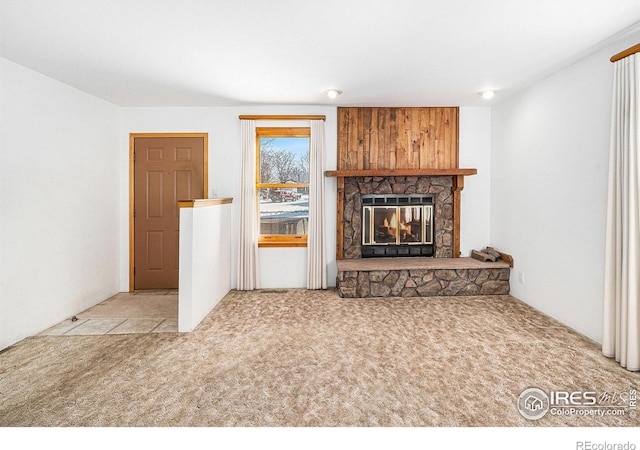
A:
256;127;310;247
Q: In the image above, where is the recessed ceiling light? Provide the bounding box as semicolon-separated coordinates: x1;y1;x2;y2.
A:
479;90;495;100
324;89;343;99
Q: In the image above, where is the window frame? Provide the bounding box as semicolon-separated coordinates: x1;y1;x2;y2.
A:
256;126;310;248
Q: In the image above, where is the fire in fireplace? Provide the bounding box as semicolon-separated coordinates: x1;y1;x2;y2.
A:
361;194;434;258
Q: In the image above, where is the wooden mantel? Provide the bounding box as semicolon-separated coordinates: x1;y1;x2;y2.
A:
326;168;477;177
326;168;477;260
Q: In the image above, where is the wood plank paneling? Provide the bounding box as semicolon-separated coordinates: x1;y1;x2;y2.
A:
338;110;349;170
337;107;459;171
370;110;379;170
334;106;463;260
357;108;365;170
363;108;371;170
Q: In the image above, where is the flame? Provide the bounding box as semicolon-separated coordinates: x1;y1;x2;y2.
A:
383;213;398;230
371;206;424;244
390;213;397;229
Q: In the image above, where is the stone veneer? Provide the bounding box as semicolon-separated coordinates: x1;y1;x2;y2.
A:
337;266;511;298
342;176;454;259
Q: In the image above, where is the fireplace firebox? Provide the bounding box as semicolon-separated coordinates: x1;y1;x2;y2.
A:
361;194;434;258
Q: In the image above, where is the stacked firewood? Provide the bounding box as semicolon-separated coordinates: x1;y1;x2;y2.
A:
470;247;514;267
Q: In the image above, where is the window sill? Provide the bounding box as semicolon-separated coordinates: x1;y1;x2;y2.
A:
259;235;308;248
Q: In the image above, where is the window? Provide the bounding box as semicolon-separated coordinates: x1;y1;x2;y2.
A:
256;127;310;247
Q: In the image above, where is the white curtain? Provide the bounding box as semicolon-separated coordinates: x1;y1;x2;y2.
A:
603;53;640;371
307;120;327;289
238;119;260;290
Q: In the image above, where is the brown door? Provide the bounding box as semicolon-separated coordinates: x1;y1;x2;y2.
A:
134;136;205;290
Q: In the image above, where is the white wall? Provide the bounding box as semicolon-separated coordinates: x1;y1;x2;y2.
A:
490;31;640;343
178;202;232;331
122;106;337;290
0;57;121;349
459;107;492;256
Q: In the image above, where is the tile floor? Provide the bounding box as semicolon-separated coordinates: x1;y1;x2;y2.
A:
38;290;179;336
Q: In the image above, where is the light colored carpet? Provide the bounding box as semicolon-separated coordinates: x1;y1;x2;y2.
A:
0;289;637;427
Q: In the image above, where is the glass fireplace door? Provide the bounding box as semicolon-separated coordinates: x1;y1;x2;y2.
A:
363;205;433;246
398;206;423;244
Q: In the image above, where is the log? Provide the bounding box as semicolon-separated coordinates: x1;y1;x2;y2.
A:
485;247;514;267
483;247;501;260
471;250;496;262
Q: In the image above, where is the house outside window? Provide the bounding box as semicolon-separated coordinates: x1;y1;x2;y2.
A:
256;127;310;247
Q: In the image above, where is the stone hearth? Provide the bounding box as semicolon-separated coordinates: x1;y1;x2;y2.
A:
337;257;511;298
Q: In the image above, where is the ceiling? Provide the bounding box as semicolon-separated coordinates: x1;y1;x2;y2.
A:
1;0;640;107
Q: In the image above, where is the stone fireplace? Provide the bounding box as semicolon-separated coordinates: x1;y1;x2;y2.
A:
325;106;511;298
342;176;453;260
